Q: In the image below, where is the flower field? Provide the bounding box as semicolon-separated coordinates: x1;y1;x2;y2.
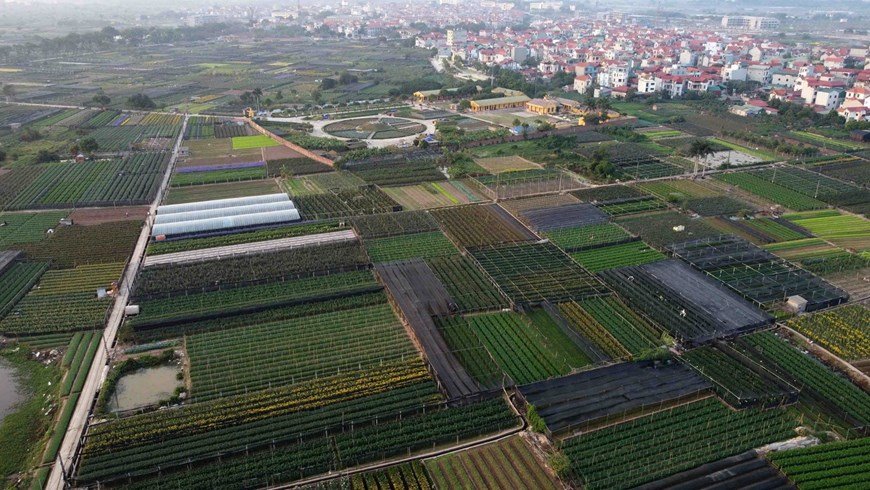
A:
88;398;516;489
578;296;661;356
768;437;870;490
437;312;586;385
146;221;346;256
425;436;559;490
787;304;870;361
351;462;432;490
570;241;665;272
186;302;416;401
561;398;796;490
351;211;440;239
348;159;446;186
432;204;533;248
558;302;629;360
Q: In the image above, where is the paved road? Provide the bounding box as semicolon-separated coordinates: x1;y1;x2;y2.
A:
45;115;189;490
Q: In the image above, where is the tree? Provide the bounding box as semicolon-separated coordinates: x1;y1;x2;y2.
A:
0;149;6;163
79;137;99;154
2;84;15;98
687;138;715;175
92;94;111;106
320;78;338;90
35;149;60;163
275;90;284;101
311;89;323;104
18;127;42;142
338;72;358;85
512;118;521;127
127;93;156;109
458;99;471;110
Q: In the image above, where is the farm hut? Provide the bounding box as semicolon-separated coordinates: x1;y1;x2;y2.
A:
154;201;296;225
156;193;289;215
849;130;870;142
786;295;809;314
151;209;301;239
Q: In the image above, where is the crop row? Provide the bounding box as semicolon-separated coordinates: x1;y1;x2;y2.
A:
683;345;796;407
0;212;69;247
349;159;446;187
767;437;870;490
787;304;870;361
571;241;665;272
427;255;507;312
750;167;861;204
135;241;370;298
785;211;870;251
598;197;667;216
146;221;346;256
352;462;432;490
169;166;267;187
561;398;796;490
32;263;124;296
364;231;457;263
559;302;629;359
186;303;416;401
351;210;440;239
13;220;142;269
4;152;169;209
578;296;660;356
543;223;633;252
470;242;607;307
0;292;112;335
80;360;437;480
130;270;377;326
0;261;48;318
737;332;870;428
433;205;531;248
107;398;516;490
295;186;399;220
714;173;826;211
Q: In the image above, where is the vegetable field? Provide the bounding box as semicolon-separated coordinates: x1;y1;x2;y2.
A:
0;261;48;318
0;212;69;247
785;210;870;252
433;204;534;248
427;255;507;312
714;172;826;211
578;296;661;355
561;398;796;490
544;223;633;252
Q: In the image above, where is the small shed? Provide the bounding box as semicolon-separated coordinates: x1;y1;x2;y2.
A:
786;295;808;314
849;130;870;142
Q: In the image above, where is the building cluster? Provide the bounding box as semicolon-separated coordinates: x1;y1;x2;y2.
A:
415;18;870;121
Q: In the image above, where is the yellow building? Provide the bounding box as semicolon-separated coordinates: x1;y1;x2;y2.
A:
469;95;531;112
525;98;560;115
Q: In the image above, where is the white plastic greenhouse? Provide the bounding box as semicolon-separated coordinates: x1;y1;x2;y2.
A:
156;193;289;215
151;209;301;238
154;201;296;225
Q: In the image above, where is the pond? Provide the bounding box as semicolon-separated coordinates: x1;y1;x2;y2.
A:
0;359;23;424
106;365;181;413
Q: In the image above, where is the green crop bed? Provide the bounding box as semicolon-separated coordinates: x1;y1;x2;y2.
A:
0;212;69;247
768;437;870;490
426;255;507;312
0;261;48;318
186;303;415;401
364;231;457;263
562;398;796;490
231;135;279;149
578;296;661;355
543;223;633;252
146;222;346;256
715;173;826;211
785;211;870;252
571;241;665;272
169;167;267;187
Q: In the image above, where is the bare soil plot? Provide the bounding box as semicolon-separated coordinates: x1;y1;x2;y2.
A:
163;180;283;205
474;156;541;174
68;206;149;225
263;145;304;160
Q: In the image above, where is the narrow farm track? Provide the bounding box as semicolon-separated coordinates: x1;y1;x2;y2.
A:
45;115;189;490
